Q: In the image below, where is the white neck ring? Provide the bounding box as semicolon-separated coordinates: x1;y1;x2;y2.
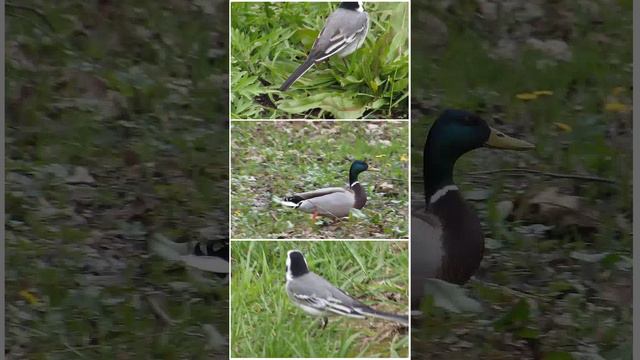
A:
429;185;459;204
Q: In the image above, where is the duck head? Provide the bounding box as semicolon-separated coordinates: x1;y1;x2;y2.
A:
349;160;372;209
349;160;369;185
424;110;534;202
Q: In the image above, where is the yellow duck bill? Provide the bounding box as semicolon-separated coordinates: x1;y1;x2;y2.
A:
485;127;535;150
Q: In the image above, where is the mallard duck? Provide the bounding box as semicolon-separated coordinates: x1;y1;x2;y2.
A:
280;160;371;219
149;237;229;281
411;110;534;309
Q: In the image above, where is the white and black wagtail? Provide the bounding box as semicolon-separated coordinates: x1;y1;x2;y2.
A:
285;250;408;328
280;1;370;91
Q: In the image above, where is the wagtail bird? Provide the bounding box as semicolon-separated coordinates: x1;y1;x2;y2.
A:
285;250;408;328
279;1;370;91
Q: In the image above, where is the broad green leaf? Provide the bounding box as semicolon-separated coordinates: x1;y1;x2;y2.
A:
278;93;368;119
292;28;318;48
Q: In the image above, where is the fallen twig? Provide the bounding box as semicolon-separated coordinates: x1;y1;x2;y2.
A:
147;295;178;325
412;169;616;184
60;336;87;358
49;344;101;354
467;168;616;184
473;279;545;301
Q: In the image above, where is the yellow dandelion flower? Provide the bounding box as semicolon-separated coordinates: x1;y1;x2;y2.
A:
19;290;39;305
605;102;631;113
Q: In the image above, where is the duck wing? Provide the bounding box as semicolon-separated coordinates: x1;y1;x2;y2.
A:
411;206;444;309
290;187;355;218
278;187;346;207
287;187;349;201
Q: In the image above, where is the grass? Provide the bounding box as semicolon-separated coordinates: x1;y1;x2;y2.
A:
411;1;633;358
230;240;409;358
6;1;229;358
230;121;409;239
231;2;409;119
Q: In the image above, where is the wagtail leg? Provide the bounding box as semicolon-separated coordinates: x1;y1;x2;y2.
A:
321;317;328;330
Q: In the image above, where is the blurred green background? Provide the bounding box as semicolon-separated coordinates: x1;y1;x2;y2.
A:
6;1;229;358
411;1;632;359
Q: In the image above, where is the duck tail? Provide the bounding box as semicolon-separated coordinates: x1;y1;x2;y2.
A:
283;195;304;204
273;195;302;208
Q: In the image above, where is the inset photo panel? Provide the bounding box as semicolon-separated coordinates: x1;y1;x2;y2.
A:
230;120;409;239
230;1;409;119
230;240;409;358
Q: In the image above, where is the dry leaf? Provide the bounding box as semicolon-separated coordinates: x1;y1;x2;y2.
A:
496;200;514;221
181;255;229;273
516;187;599;235
376;182;395;193
66;167;96;185
554;122;573;132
